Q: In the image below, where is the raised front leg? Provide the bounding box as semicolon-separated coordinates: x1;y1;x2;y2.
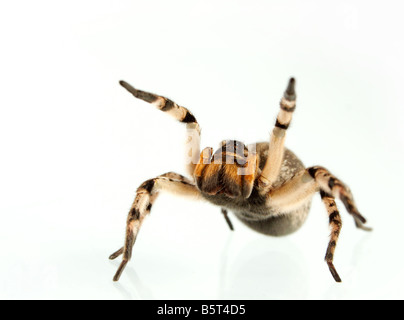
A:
110;172;201;282
258;78;297;194
119;81;201;178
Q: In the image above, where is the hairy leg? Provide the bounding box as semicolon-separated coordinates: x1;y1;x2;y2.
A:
320;191;343;282
119;81;201;178
308;166;371;231
268;166;369;282
110;172;200;281
267;170;318;213
269;166;370;229
258;78;297;193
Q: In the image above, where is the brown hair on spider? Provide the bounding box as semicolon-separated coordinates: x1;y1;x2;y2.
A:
194;140;259;199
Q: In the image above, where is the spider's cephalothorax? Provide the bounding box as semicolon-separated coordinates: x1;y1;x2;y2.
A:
110;78;371;283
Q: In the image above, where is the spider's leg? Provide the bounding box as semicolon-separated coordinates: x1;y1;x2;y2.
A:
308;166;372;231
109;247;123;260
110;172;200;282
267;170;318;213
320;191;343;282
221;208;234;231
266;170;347;283
109;191;158;261
268;166;371;230
258;78;297;193
119;81;201;178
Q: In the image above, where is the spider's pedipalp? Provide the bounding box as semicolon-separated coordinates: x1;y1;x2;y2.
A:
119;80;201;177
111;172;200;282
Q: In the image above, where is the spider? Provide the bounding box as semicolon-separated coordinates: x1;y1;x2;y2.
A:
109;78;371;282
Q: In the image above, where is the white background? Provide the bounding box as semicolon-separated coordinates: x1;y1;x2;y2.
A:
1;0;403;300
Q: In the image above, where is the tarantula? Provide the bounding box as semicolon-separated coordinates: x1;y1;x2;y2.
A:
109;78;371;282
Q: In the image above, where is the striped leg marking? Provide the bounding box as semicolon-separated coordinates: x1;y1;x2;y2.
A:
119;81;201;177
321;191;343;282
110;172;200;282
258;78;297;193
308;166;371;231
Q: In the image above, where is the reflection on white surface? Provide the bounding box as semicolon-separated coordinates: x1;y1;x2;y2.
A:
110;233;312;300
219;237;309;299
101;218;382;300
0;198;401;299
112;266;155;300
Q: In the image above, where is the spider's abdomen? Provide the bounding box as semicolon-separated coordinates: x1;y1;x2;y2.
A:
201;143;312;236
234;200;311;236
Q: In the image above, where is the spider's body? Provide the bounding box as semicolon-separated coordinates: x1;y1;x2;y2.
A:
110;78;371;283
200;144;310;236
